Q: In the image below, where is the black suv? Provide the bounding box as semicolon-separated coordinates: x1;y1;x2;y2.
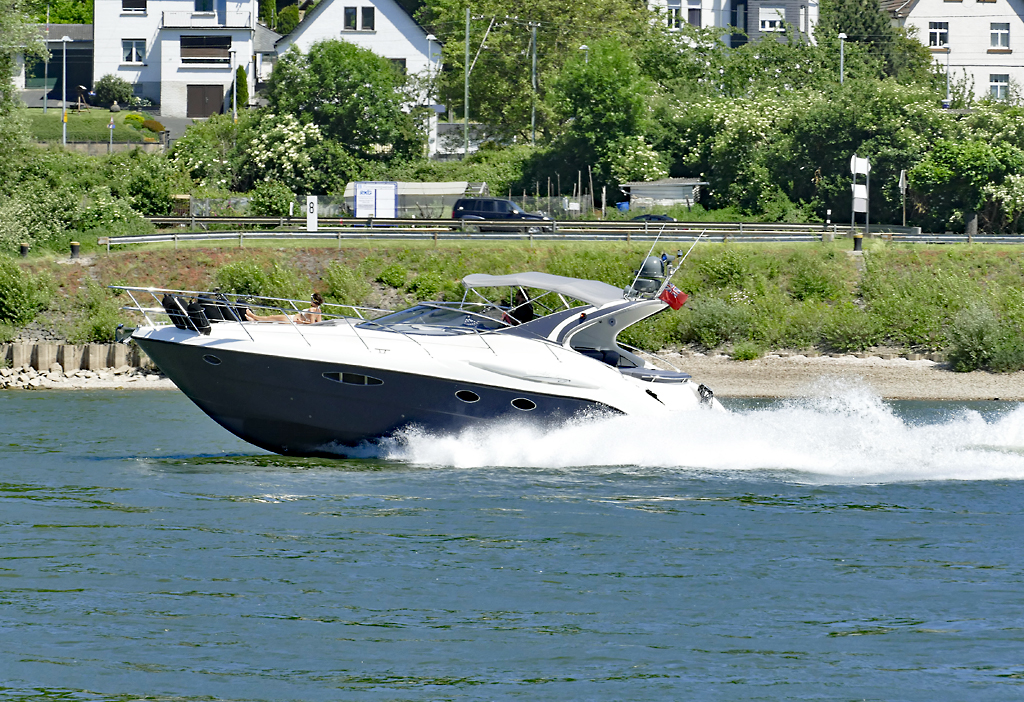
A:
451;197;552;232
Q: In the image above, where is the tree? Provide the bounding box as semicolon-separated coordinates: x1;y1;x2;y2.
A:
276;4;299;35
29;0;91;23
259;0;275;28
235;65;249;108
548;39;648;175
817;0;933;83
0;0;46;158
910;139;1024;233
266;40;422;160
419;0;650;140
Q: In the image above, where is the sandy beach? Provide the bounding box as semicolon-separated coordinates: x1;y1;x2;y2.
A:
662;351;1024;401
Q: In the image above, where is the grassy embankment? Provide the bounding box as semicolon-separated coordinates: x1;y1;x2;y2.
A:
4;239;1024;372
23;108;161;143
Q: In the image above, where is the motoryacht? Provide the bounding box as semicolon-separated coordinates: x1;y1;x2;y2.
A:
119;260;722;457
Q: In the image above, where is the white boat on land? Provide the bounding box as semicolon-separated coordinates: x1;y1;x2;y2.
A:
118;258;722;457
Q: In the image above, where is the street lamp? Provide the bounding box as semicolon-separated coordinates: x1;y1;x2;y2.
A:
229;48;237;122
944;44;951;106
60;35;71;147
838;33;846;85
579;44;589;64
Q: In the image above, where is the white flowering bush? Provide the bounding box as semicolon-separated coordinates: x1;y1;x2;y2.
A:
0;187;78;253
78;188;147;232
241;114;323;193
170;113;240;191
606;136;668;184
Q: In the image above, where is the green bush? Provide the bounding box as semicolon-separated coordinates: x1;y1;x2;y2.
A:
0;187;78;253
376;263;408;289
731;340;764;360
822;303;881;352
698;249;749;290
123;112;145;129
0;258;48;326
947;304;999;372
248;180;295;217
619;309;683;351
215;260;309;303
141;119;165;133
680;297;751;349
216;260;270;297
94;74;133;106
68;282;126;344
323;261;372;306
407;271;453;301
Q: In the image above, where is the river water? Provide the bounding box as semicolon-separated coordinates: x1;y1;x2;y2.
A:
2;388;1024;701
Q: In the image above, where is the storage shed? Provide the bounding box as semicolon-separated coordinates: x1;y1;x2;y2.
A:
619;178;708;208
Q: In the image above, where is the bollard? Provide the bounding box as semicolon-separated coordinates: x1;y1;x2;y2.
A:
853;233;863;252
19;243;29;258
70;241;81;259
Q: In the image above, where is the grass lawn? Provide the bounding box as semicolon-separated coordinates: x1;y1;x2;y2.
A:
23;108;162;143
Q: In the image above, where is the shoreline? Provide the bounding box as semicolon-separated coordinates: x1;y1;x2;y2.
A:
662;352;1024;401
4;352;1024;400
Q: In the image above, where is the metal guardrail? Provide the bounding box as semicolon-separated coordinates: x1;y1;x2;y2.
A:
118;217;1020;249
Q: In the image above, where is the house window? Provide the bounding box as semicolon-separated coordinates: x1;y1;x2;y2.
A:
687;0;701;26
361;7;375;30
194;0;213;11
180;35;231;64
122;39;145;63
390;58;407;74
344;7;357;30
991;23;1010;48
759;6;785;32
929;22;948;47
667;0;683;29
122;0;146;12
991;74;1009;99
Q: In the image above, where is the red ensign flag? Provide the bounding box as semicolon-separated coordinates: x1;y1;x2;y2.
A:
658;283;689;310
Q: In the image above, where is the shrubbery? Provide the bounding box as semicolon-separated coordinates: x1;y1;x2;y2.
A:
0;258;49;327
248;180;295;216
94;74;133;106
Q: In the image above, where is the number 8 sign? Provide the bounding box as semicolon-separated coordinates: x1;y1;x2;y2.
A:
306;195;318;232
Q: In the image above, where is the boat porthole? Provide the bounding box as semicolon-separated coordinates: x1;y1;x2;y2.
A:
203;355;222;366
511;398;536;411
456;390;480;403
323;372;383;386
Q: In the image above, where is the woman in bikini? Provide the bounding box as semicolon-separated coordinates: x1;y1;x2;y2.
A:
246;293;323;324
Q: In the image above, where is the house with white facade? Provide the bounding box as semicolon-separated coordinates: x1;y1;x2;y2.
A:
647;0;818;45
275;0;437;77
276;0;442;153
94;0;257;118
884;0;1024;100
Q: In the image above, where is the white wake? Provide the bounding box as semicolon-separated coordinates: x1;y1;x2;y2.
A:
378;382;1024;483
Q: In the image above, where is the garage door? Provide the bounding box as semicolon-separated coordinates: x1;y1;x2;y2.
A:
186;84;223;118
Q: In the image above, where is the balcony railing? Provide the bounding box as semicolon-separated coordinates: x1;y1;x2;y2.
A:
162;11;252;28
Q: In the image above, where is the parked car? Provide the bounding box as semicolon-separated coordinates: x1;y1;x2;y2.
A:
631;214;677;222
451;197;553;232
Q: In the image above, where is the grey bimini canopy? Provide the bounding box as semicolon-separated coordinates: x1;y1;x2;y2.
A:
462;272;624;307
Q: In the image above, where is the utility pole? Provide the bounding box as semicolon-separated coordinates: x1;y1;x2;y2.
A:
43;5;49;113
531;23;537;146
839;33;846;85
61;35;71;147
464;7;470;159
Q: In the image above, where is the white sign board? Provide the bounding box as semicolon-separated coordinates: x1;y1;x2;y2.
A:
306;195;318;232
851;183;868;213
354;181;398;218
850;155;871;175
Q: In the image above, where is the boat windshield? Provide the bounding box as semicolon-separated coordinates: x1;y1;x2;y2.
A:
358;304;505;334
